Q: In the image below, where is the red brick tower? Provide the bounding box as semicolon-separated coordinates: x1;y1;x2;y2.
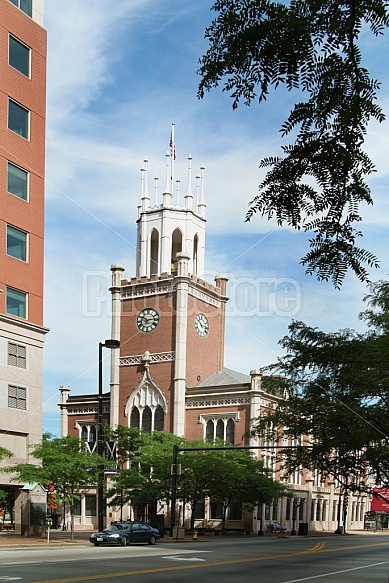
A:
109;151;228;436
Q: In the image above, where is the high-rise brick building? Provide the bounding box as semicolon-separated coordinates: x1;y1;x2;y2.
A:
0;0;48;505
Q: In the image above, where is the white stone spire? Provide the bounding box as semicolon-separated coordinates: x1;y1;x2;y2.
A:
176;177;181;205
197;164;206;217
184;155;193;210
154;175;159;206
163;152;172;207
140;157;150;212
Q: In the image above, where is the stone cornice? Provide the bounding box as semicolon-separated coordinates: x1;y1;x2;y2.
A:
186;396;251;408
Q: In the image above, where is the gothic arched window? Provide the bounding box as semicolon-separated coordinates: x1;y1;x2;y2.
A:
171;228;182;271
89;425;97;443
206;420;214;441
154;404;164;431
142;405;152;433
216;419;224;440
226;419;235;444
150;229;159;276
81;425;88;443
130;406;140;428
193;235;198;275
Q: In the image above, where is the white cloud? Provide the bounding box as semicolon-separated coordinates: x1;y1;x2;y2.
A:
41;0;389;435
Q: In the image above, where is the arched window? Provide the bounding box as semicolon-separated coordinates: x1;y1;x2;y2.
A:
206;420;214;441
142;406;152;433
154;405;164;431
130;407;140;428
150;229;159;275
89;425;97;443
193;235;198;275
81;425;88;443
216;419;224;440
171;229;182;271
226;419;235;444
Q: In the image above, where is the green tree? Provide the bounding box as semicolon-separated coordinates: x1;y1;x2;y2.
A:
0;487;15;529
0;448;12;461
203;447;286;530
106;430;285;531
198;0;388;287
105;429;184;520
250;280;389;495
3;433;109;541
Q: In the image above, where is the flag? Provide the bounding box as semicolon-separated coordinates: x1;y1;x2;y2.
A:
170;128;176;160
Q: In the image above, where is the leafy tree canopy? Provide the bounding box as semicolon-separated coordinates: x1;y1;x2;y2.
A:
198;0;388;287
0;448;12;461
105;428;285;529
2;433;109;540
250;280;389;492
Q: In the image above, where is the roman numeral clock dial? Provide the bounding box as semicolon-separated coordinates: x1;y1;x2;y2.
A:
195;313;209;337
137;308;160;332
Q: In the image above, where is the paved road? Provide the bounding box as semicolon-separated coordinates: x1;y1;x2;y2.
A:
1;533;388;583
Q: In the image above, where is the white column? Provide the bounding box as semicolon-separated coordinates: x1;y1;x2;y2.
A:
249;370;262;448
109;264;125;428
173;252;190;435
59;386;70;437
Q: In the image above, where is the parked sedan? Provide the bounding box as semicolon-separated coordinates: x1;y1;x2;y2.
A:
90;522;160;546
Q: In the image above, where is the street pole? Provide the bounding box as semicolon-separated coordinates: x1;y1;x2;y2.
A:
170;444;179;535
97;339;120;533
291;502;297;535
335;490;342;534
98;341;104;532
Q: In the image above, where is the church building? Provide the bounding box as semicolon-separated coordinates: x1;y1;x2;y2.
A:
59;139;367;534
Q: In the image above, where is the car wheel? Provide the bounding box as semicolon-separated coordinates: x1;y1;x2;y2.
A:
148;535;156;545
93;543;99;547
121;536;128;546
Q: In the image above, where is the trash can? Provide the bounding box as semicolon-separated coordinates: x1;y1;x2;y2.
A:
298;522;308;536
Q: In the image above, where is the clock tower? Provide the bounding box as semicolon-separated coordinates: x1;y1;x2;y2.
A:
109;149;228;437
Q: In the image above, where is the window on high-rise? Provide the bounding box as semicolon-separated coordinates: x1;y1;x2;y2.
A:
7;225;27;261
8;385;27;410
7;162;28;200
8;342;26;368
9;0;32;17
6;287;27;318
8;99;29;139
9;35;30;76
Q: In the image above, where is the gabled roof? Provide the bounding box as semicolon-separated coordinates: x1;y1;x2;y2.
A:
196;367;250;388
20;482;47;492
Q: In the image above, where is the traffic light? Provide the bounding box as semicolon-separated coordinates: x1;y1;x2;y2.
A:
343;494;349;510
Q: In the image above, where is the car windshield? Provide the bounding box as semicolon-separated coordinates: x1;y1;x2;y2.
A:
104;525;124;532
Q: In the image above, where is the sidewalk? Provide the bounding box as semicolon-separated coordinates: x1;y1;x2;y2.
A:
0;529;386;548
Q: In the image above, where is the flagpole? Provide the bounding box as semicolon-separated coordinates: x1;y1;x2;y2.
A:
170;123;175;194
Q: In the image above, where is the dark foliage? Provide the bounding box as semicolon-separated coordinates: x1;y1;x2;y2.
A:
198;0;388;286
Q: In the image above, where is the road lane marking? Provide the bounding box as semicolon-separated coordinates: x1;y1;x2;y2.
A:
299;542;325;554
29;539;389;583
279;559;389;582
162;556;205;561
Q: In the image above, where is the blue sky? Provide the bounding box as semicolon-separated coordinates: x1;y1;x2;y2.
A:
42;1;389;436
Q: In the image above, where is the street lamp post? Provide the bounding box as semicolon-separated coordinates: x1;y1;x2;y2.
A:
291;500;299;535
97;339;120;532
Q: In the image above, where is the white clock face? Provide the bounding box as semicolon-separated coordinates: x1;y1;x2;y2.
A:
195;313;209;337
137;308;160;332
